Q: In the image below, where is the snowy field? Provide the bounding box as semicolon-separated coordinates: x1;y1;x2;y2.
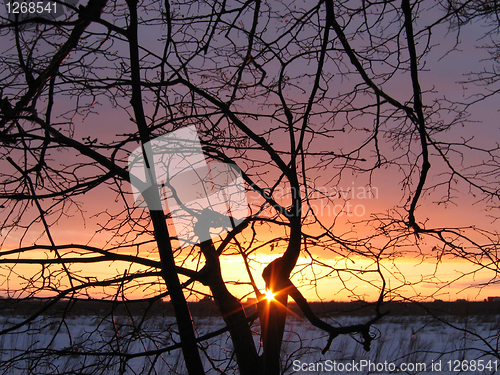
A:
1;313;499;374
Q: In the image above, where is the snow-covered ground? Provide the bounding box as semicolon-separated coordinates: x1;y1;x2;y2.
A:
1;313;499;374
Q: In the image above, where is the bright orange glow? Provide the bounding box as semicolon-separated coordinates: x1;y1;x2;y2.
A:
264;289;275;301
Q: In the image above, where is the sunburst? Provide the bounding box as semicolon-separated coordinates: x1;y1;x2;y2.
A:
264;289;275;301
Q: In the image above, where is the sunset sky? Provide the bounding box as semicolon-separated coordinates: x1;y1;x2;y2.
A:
1;1;500;305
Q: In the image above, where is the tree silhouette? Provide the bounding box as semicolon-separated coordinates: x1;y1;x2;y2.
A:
1;0;500;374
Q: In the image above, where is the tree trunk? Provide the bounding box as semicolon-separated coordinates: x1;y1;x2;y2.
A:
150;210;206;375
260;293;288;375
199;240;263;375
260;218;302;375
126;1;205;372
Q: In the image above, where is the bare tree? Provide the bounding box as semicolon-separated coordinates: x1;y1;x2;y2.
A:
1;0;500;374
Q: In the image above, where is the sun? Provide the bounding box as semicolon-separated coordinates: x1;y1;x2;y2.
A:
264;289;275;301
